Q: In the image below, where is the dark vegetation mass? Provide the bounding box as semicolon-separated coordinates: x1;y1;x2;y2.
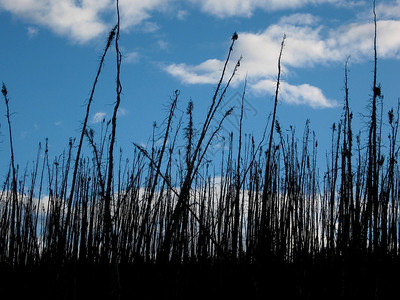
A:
1;1;399;299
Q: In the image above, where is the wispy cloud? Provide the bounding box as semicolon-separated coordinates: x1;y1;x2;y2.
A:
125;51;140;64
157;40;169;50
27;26;39;38
140;21;160;33
19;131;28;140
117;107;128;117
92;112;106;124
376;0;400;19
177;9;189;20
190;0;341;18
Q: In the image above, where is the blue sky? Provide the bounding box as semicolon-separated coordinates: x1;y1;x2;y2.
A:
0;0;400;175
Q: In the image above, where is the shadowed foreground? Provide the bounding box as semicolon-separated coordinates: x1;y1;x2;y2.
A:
2;257;399;299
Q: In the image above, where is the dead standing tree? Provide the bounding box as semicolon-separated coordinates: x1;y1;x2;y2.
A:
364;0;382;255
258;35;286;261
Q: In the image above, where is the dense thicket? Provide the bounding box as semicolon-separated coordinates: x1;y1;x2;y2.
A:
1;1;399;298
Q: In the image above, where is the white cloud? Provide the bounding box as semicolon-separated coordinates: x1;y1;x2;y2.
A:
92;112;106;123
280;82;338;108
2;0;399;109
0;0;111;43
164;14;340;107
165;59;225;84
251;79;338;108
327;20;400;60
118;0;172;30
165;13;339;85
0;0;173;43
165;10;400;108
0;0;383;46
376;20;400;59
0;0;346;43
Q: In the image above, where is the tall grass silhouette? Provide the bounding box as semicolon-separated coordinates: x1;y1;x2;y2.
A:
0;1;399;299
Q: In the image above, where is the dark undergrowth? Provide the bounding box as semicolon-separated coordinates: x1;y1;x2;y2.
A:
1;257;399;299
